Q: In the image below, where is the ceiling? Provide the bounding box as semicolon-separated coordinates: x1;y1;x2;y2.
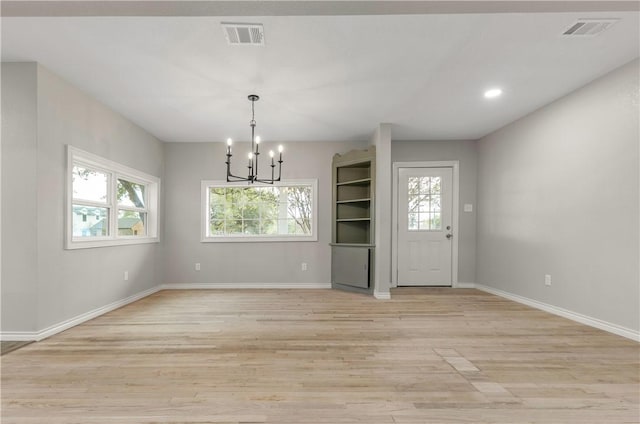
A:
2;2;639;142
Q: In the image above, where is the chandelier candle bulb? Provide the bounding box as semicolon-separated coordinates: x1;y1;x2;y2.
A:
226;138;232;154
269;150;275;166
278;145;283;162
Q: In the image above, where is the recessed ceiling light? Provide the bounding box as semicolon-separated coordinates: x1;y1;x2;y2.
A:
484;88;503;99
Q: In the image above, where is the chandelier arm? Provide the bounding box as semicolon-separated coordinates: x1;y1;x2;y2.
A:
227;174;253;183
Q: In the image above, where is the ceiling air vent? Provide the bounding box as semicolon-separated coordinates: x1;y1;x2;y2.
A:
222;23;265;46
562;19;619;37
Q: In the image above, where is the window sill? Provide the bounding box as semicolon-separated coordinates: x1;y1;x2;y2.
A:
201;235;317;243
65;237;160;250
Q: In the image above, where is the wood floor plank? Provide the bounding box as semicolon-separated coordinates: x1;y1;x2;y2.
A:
1;288;638;423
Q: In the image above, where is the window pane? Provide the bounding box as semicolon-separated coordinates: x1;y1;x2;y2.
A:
72;205;108;237
419;177;429;194
210;220;225;235
419;213;430;230
117;179;146;208
430;177;441;195
72;166;108;203
408;177;421;196
260;201;279;220
286;186;312;235
431;195;441;212
408;213;419;230
261;219;277;234
407;195;419;213
243;220;260;235
117;210;146;236
431;212;442;230
242;203;261;220
226;219;243;234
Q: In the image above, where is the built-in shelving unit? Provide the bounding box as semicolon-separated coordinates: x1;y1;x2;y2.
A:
331;147;375;294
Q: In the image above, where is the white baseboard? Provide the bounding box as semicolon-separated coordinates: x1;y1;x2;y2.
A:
161;282;332;290
454;282;476;289
374;290;391;300
0;331;38;342
0;286;161;342
475;283;639;342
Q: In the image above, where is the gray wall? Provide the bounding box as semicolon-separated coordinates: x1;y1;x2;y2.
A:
476;59;639;331
1;63;165;333
163;140;367;286
391;140;478;284
1;63;39;331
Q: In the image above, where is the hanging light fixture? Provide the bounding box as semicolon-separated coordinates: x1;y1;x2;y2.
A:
225;94;283;184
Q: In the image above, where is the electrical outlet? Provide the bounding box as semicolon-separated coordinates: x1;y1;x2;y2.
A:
301;262;308;271
195;263;201;271
545;274;552;286
124;271;129;281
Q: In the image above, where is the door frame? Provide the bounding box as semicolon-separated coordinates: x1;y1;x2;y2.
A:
391;161;460;288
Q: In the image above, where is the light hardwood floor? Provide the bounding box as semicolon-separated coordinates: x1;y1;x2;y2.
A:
1;288;638;423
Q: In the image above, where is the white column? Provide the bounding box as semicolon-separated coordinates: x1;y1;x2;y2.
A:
371;123;392;299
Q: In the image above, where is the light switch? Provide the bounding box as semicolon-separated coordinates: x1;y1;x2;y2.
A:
464;203;473;212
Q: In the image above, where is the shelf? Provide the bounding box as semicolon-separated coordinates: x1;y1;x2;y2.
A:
330;243;375;247
336;184;370;202
336;178;371;186
336;198;370;204
336;165;371;185
336;220;370;244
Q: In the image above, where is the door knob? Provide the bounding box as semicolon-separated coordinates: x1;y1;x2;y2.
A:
446;233;453;239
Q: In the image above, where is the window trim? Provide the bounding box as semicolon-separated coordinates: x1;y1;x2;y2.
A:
66;145;160;249
201;179;318;243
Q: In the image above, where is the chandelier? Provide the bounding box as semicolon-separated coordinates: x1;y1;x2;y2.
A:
225;94;283;184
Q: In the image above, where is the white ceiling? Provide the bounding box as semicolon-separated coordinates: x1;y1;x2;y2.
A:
2;6;639;142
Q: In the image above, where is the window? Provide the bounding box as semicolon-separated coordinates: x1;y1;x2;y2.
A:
67;146;160;249
407;176;441;231
201;180;318;242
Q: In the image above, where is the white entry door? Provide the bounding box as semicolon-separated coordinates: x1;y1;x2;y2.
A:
397;167;453;286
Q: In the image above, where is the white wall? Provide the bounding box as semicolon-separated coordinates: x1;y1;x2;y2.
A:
1;63;165;334
162;140;367;286
477;59;639;332
391;140;478;284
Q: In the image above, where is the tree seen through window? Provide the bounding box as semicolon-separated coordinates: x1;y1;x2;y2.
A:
209;185;312;236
